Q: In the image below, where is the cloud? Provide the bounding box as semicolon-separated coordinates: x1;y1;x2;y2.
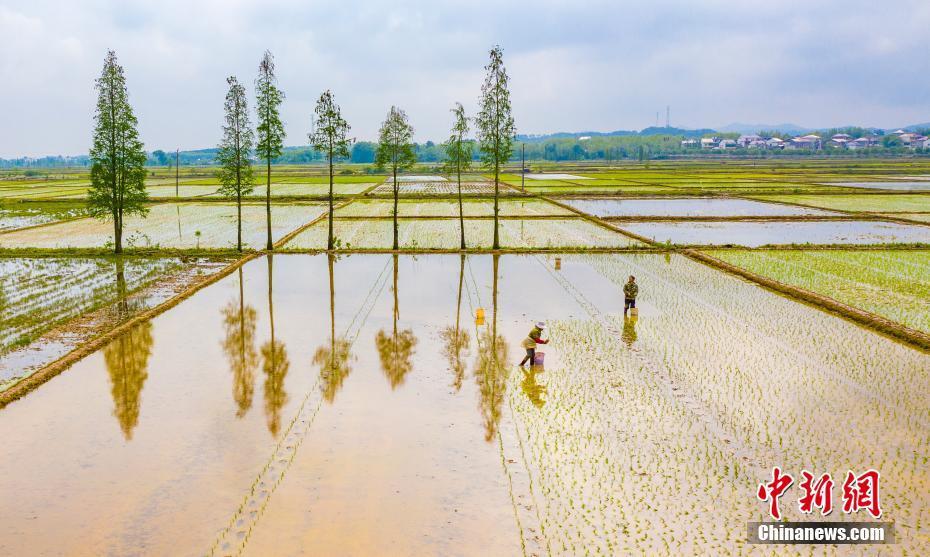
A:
1;0;928;157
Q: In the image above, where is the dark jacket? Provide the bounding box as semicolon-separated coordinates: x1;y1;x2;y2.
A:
623;281;639;299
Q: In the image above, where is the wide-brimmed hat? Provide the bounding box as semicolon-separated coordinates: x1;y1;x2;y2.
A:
536;322;546;329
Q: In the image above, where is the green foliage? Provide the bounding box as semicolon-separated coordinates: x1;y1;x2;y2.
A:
375;106;416;250
443;103;472;249
374;106;416;173
309;90;353;161
476;45;516;172
442;103;473;176
216;76;255;201
254;51;286;163
476;45;515;249
87;50;149;254
309;89;353;250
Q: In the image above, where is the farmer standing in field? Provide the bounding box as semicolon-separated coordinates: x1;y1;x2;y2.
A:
623;275;639;316
519;322;549;367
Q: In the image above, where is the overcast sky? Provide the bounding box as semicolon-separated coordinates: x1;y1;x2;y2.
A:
2;0;929;157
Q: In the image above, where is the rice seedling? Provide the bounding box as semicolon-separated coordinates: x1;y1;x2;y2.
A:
0;202;326;249
618;220;930;246
751;194;930;213
705;249;930;333
0;202;88;231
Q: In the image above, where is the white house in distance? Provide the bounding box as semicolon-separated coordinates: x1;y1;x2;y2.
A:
677;129;926;151
847;136;879;149
788;134;822;150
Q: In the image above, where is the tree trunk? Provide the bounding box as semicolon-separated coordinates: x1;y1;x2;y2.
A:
393;167;399;250
265;159;273;251
328;152;334;250
458;164;465;250
114;217;122;254
237;191;242;252
492;164;500;250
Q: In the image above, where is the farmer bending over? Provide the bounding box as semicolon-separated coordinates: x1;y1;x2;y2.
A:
623;275;638;316
519;322;549;367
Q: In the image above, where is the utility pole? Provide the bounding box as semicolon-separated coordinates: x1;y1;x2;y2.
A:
666;105;670;128
175;148;179;197
521;143;525;192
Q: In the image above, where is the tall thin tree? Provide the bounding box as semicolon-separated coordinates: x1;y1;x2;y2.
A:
476;45;516;250
374;106;416;250
442;103;472;250
216;76;255;251
255;50;286;251
309;90;353;250
88;50;148;254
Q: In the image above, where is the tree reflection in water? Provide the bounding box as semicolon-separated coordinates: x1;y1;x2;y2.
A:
314;254;354;403
261;255;290;437
221;267;259;417
473;254;509;441
104;320;154;440
439;254;470;391
375;254;417;389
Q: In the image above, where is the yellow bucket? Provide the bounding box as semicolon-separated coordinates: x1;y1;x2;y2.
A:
475;308;485;320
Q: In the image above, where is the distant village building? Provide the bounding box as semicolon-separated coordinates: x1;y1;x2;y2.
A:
847;136;878;150
766;137;786;149
717;139;738;149
680;139;698;148
737;134;763;148
788;134;822;150
700;137;719;149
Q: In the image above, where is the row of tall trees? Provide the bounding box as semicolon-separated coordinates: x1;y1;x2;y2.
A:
87;46;516;253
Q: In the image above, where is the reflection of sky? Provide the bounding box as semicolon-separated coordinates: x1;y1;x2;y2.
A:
622;220;930;246
566;198;837;217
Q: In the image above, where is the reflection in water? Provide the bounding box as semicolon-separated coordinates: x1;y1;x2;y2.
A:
439;254;470;391
221;267;259;417
376;255;417;389
104;320;154;440
621;315;638;349
261;255;290;436
473;255;509;441
521;367;547;408
314;254;354;403
115;257;130;320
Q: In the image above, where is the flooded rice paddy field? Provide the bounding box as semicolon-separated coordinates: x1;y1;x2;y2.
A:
620;219;930;246
335;198;574;217
283;218;643;250
705;249;930;334
563;197;838;218
751;194;930;214
828;181;930;192
369;181;500;195
0;202;325;249
0;254;927;555
0;257;231;387
0;202;88;231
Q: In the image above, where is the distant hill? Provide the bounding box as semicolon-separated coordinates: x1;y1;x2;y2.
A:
717;122;810;135
517;126;714;142
902;123;930;132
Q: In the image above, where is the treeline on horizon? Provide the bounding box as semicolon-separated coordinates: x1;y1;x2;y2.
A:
7;131;930;170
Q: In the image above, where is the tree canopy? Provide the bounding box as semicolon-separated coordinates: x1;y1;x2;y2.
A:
88;50;148;254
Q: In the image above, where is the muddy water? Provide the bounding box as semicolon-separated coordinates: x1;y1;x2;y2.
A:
0;254;589;556
3;253;927;555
